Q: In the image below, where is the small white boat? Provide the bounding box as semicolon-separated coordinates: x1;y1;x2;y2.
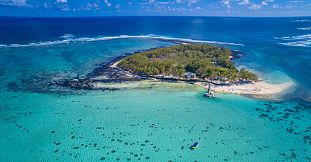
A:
204;83;215;98
204;92;214;98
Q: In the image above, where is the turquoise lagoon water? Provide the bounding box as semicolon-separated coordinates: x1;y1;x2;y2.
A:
0;17;311;161
1;85;310;161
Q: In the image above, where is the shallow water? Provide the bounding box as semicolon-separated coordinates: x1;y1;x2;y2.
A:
0;17;310;161
1;88;310;161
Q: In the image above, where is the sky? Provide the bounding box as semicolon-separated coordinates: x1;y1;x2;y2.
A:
0;0;310;17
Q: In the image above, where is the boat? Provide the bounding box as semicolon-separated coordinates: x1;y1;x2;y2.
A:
204;91;215;98
190;142;199;150
204;83;215;98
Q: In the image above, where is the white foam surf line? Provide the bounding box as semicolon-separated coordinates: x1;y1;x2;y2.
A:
0;35;244;48
150;36;244;46
279;41;311;47
275;34;311;41
59;34;75;39
275;34;311;47
297;27;311;31
293;20;311;23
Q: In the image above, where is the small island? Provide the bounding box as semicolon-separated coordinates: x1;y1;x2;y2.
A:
118;44;258;83
53;43;294;100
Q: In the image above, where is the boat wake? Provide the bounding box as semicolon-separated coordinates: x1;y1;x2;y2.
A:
275;34;311;47
0;34;244;48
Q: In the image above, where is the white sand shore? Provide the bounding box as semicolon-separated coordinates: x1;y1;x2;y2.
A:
110;60;121;68
198;81;296;100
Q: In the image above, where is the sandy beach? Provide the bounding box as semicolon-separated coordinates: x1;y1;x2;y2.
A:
197;80;297;100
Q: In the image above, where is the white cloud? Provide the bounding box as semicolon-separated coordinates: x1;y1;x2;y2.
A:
238;0;250;5
0;0;27;6
84;2;99;10
222;0;231;8
148;0;198;5
249;4;261;9
272;4;282;8
262;1;268;6
12;0;25;5
219;0;275;10
188;0;199;4
249;0;274;10
104;0;111;7
69;2;100;11
56;0;67;3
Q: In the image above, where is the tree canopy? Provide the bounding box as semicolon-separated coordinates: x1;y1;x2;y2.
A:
118;44;258;82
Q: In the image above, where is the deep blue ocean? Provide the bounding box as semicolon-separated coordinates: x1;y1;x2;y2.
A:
0;17;310;161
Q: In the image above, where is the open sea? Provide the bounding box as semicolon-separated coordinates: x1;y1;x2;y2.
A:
0;17;310;161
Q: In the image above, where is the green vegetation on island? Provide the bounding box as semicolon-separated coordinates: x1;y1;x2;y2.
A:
118;44;258;83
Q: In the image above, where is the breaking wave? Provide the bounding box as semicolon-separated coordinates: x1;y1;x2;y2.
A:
297;27;311;31
59;34;75;39
275;34;311;47
0;34;244;48
293;20;311;23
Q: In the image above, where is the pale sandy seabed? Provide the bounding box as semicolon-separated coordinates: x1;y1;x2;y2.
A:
94;80;200;91
93;78;298;101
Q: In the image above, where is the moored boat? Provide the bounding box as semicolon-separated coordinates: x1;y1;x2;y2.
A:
204;83;215;98
190;142;199;150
